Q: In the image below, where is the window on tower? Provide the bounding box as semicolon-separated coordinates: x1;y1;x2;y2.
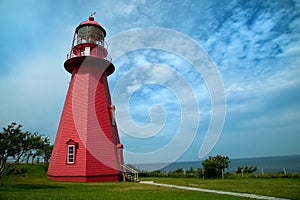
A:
67;145;75;164
66;139;78;164
108;105;116;126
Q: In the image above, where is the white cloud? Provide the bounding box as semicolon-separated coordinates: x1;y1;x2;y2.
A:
1;0;300;162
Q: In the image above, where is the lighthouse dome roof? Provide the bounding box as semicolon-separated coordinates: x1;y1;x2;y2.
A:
75;16;106;37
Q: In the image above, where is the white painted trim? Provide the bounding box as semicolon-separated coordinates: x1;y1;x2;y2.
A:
67;145;75;164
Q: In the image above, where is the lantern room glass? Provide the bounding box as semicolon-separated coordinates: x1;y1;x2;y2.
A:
76;25;105;46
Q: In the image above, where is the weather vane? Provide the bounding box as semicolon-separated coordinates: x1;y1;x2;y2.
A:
91;11;96;17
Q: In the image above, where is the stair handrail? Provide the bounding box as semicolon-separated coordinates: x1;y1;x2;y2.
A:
121;164;139;182
121;164;138;173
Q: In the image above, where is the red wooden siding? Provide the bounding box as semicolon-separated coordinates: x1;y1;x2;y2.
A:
47;58;123;182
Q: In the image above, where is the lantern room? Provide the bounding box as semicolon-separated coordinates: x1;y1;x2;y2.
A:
68;15;108;59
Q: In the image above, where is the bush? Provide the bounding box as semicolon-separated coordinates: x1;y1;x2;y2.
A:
8;165;27;177
225;172;300;179
140;170;168;177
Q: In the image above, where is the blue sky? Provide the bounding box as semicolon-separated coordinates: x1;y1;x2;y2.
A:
0;0;299;164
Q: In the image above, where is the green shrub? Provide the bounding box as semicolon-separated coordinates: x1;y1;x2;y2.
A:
8;165;27;177
140;170;168;177
236;166;257;174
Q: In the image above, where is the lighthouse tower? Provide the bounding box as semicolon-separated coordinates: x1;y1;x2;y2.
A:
47;14;124;182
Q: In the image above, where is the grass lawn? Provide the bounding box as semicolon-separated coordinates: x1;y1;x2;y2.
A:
141;177;300;199
0;164;299;199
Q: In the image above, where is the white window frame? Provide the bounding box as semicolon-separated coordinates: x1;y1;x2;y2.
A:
84;47;90;56
67;145;75;164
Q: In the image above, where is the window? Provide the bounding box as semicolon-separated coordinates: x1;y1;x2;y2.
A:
108;105;116;126
66;139;78;164
84;47;90;56
111;106;116;126
67;145;75;164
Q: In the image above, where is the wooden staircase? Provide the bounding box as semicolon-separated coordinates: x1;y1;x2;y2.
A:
121;164;140;182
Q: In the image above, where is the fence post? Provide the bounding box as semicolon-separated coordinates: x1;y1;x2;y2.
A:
222;169;224;179
283;168;287;175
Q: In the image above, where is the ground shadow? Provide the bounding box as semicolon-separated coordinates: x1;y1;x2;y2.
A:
13;184;65;190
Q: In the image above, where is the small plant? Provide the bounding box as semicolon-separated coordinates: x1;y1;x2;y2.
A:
9;166;27;177
236;166;257;174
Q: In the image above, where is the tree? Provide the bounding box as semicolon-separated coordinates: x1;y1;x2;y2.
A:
196;168;204;178
38;138;53;163
29;133;51;163
25;132;44;164
186;167;195;174
202;155;230;178
169;168;184;178
0;123;32;185
0;122;52;185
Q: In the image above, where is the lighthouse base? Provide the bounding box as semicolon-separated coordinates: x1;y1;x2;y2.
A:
48;173;122;182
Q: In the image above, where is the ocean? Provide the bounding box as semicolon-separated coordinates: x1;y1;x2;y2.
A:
132;155;300;174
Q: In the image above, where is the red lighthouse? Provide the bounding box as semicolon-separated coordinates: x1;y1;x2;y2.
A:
47;14;124;182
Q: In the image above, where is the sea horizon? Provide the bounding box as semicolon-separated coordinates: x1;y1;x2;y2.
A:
131;154;300;174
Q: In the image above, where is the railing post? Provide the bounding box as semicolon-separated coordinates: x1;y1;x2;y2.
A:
121;164;139;182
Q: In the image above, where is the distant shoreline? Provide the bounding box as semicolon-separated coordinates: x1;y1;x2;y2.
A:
131;154;300;173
